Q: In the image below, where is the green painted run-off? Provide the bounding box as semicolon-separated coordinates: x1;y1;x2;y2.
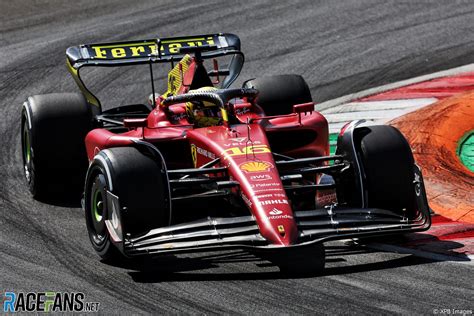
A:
458;130;474;173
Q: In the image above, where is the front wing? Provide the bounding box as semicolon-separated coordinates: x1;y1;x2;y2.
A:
120;166;430;256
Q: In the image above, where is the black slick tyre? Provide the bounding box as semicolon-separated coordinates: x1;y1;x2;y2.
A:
357;125;416;215
243;74;312;115
84;146;170;262
21;93;92;199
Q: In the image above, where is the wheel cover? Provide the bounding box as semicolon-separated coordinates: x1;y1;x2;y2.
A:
89;173;108;245
93;189;104;222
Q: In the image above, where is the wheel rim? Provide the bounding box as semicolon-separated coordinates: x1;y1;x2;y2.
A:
22;121;32;183
93;189;104;222
89;173;108;245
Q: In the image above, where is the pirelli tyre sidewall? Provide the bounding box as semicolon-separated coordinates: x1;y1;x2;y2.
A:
21;93;92;199
84;147;169;261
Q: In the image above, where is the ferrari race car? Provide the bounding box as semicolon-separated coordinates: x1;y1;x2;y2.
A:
21;33;431;273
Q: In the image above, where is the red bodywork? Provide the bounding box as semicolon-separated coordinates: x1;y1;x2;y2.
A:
84;57;329;247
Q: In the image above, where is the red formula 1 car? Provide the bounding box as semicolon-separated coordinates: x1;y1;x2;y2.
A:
21;33;430;273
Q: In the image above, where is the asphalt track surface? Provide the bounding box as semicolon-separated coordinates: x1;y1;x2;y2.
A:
1;1;473;314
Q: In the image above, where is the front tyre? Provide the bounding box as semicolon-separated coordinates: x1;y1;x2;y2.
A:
84;164;120;261
84;147;170;262
358;125;416;215
278;244;325;276
259;244;326;276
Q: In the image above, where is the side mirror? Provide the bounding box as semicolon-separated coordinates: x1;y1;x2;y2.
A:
293;102;315;124
293;102;314;114
123;118;147;128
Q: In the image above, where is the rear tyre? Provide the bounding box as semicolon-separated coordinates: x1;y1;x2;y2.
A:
21;93;92;199
357;125;416;214
84;147;170;262
243;74;312;115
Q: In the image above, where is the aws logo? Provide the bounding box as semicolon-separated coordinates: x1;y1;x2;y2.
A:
250;174;272;181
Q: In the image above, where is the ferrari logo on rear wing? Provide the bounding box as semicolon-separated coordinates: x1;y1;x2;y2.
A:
88;36;217;60
89;41;158;59
66;33;241;68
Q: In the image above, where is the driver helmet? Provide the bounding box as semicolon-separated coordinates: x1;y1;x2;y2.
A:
185;86;223;127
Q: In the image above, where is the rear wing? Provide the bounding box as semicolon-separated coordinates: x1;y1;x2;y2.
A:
66;33;241;69
65;33;243;111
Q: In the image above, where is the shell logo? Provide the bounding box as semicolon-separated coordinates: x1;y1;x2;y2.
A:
240;161;273;173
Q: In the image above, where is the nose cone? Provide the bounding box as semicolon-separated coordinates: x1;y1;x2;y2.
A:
263;211;299;246
186;124;300;247
230;158;299;246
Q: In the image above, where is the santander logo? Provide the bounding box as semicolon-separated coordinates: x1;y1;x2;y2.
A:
269;208;283;215
267;207;293;220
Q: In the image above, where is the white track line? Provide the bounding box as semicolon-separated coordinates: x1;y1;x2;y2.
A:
322;98;437;114
324;99;438;133
368;243;474;265
316;62;474;111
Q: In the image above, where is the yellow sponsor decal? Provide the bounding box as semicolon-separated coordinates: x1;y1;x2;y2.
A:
165;54;192;97
222;145;271;158
90;42;158;59
220;108;228;122
88;36;217;60
162;36;215;54
240;161;273;173
190;144;197;167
